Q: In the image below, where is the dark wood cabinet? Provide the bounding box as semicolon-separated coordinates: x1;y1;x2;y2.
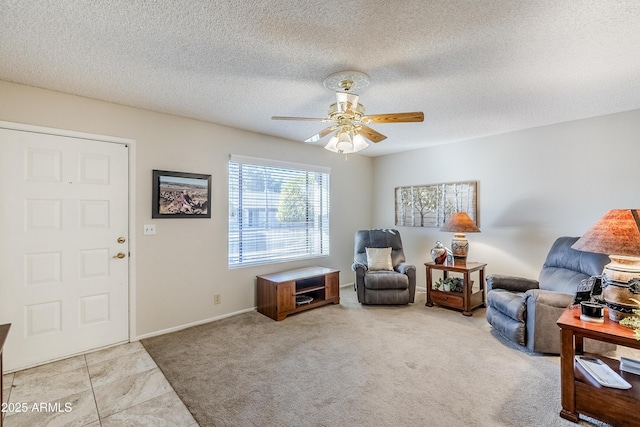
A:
277;282;296;313
257;267;340;321
325;272;339;300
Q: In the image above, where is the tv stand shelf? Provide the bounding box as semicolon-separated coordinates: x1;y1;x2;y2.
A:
257;266;340;321
296;285;324;294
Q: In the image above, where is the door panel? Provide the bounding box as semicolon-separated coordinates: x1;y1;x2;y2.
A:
0;127;129;371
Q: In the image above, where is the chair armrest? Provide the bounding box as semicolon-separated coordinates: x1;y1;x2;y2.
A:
397;262;417;302
352;262;367;272
525;288;573;308
396;263;415;275
486;274;539;293
524;289;575;353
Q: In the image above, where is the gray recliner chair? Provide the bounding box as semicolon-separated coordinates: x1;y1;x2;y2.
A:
352;229;416;304
486;236;615;354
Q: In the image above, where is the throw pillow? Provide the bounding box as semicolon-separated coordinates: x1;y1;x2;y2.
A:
366;247;393;271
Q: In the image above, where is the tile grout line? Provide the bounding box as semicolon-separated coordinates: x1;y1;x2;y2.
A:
1;373;8;425
2;373;18;423
142;341;199;425
86;346;174;423
84;353;103;426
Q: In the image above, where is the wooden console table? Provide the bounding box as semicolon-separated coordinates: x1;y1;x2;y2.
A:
425;262;486;316
1;323;10;427
557;306;640;426
257;266;340;321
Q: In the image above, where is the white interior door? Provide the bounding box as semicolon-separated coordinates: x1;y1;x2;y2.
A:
0;127;129;371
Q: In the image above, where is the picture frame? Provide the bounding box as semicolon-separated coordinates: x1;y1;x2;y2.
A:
395;181;478;227
152;170;212;218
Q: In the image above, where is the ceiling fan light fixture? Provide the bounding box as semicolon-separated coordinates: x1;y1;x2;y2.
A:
352;133;369;152
336;131;353;152
324;128;369;155
324;135;339;153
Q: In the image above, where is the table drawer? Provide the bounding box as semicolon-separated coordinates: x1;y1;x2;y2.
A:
431;290;464;309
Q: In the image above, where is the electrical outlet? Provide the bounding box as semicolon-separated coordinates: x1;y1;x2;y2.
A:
214;294;222;305
143;224;156;235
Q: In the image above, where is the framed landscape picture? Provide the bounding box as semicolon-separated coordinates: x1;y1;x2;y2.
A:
152;170;212;218
395;181;478;227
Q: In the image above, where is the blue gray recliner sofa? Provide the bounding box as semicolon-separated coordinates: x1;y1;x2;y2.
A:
486;236;615;354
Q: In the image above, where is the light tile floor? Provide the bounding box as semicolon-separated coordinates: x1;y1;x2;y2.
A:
2;341;198;427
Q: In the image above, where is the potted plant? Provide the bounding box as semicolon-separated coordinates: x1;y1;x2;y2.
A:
435;277;464;293
449;277;464;293
620;298;640;340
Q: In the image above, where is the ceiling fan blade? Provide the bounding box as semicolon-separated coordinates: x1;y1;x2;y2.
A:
271;116;329;122
367;112;424;123
358;125;387;143
304;126;338;143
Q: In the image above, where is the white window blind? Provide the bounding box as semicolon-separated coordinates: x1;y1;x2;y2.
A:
228;155;330;267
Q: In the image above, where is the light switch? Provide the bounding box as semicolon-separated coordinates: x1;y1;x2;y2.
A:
143;224;156;235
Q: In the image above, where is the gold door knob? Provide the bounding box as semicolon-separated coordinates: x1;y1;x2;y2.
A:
113;252;126;259
117;237;126;244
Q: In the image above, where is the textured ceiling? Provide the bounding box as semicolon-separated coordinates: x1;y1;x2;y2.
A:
2;1;640;156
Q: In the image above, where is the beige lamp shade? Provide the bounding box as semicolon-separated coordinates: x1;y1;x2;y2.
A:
440;212;480;264
571;209;640;322
571;209;640;256
440;212;481;233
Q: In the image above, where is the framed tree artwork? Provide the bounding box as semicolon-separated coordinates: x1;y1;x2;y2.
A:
395;181;478;227
152;170;212;218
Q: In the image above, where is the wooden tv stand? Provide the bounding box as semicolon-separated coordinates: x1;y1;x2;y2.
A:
257;266;340;321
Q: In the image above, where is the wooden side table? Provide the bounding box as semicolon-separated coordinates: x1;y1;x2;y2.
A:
557;306;640;426
425;262;487;316
1;323;10;427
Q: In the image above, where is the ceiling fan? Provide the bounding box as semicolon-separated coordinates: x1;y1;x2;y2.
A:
272;71;424;154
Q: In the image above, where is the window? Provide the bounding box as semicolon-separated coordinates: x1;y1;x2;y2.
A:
228;155;330;267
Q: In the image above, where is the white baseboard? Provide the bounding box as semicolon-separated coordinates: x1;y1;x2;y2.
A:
134;307;257;341
136;283;361;341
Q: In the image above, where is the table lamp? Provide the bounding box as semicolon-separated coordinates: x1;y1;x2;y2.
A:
440;211;480;265
571;209;640;322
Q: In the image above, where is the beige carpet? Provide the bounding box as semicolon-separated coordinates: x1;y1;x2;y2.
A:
142;287;612;427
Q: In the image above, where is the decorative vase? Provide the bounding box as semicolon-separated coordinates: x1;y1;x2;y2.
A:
430;241;447;264
450;233;469;260
602;255;640;322
603;255;640;283
603;278;640;322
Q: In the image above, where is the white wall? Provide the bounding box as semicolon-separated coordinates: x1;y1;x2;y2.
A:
4;79;638;337
373;109;640;288
0;80;374;337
